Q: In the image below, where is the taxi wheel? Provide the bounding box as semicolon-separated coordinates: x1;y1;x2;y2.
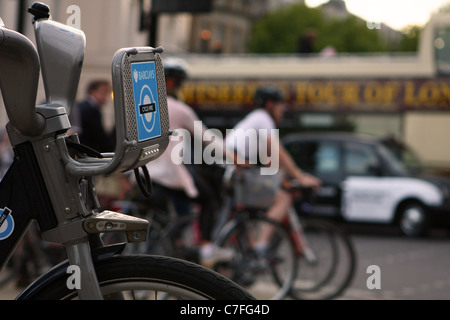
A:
397;202;429;237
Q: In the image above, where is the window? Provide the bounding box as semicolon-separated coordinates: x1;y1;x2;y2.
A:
285;140;340;175
435;27;450;75
232;27;244;53
344;142;380;176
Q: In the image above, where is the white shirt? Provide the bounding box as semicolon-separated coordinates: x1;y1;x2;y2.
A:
146;96;204;198
226;109;276;162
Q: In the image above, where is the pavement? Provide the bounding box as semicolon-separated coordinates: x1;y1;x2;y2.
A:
0;282;22;300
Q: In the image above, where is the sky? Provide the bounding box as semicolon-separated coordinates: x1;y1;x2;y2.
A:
305;0;450;30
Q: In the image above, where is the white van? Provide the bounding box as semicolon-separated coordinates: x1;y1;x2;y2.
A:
283;132;450;237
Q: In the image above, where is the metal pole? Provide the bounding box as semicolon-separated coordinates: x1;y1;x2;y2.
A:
65;241;104;300
149;12;158;47
17;0;26;33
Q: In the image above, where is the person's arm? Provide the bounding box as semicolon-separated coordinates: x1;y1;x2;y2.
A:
181;105;245;166
274;138;322;189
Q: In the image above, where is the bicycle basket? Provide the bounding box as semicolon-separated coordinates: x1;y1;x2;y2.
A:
233;167;283;210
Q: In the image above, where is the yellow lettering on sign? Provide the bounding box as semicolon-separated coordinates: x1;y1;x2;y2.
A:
383;81;400;105
325;82;337;105
231;83;245;103
341;82;360;105
181;83;195;104
362;81;400;108
195;83;207;104
403;81;450;108
307;83;326;103
243;83;258;104
418;81;440;105
364;81;384;103
295;82;307;104
403;81;417;107
440;82;450;106
182;79;450;112
206;84;218;101
218;83;230;102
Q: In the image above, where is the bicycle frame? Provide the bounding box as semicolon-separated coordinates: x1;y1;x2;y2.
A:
216;165;318;262
0;138;110;299
0;143;57;267
0;4;159;299
285;206;318;263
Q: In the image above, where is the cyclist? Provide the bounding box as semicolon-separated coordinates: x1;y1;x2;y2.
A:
225;84;322;252
130;58;236;267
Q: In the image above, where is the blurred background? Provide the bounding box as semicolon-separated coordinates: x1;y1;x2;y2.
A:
4;0;450;300
1;0;450;175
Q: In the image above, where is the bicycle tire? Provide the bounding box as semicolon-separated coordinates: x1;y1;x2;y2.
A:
215;213;297;300
287;219;338;294
27;255;255;300
289;219;356;300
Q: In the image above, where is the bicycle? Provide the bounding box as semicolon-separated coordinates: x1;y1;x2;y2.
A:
107;165;296;300
213;166;357;300
107;184;203;262
112;164;356;300
0;2;254;300
285;187;356;300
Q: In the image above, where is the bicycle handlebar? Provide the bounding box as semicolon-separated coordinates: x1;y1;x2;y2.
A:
0;23;45;136
1;4;170;178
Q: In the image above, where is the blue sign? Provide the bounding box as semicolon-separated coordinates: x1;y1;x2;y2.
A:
0;207;14;240
131;61;162;142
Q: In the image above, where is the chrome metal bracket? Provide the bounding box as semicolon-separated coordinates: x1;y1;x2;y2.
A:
83;210;148;243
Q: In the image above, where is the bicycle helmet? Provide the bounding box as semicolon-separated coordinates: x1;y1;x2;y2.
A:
253;85;284;107
163;58;188;86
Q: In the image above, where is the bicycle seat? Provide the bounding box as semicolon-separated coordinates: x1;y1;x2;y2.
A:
0;21;45;136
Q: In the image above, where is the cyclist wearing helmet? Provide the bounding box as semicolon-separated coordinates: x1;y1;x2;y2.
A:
138;58;236;267
164;59;188;98
226;84;321;250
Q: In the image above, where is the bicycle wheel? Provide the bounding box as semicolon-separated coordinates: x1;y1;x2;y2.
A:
215;213;297;300
26;255;255;300
290;219;356;300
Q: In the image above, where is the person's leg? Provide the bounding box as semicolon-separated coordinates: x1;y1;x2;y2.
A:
255;188;292;249
191;169;234;267
192;167;219;243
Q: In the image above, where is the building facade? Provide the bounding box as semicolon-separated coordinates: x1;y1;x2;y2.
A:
1;0;449;173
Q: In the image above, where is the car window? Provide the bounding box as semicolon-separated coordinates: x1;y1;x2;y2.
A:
285;140;341;175
377;144;409;176
344;142;380;176
380;139;422;174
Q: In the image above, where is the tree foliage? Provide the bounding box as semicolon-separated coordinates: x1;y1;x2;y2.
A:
319;15;386;53
247;3;419;54
248;4;324;53
397;25;422;52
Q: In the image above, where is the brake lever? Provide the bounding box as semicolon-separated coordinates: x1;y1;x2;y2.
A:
66;140;104;159
134;165;153;198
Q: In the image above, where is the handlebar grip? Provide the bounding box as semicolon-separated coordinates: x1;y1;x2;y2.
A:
0;26;45;136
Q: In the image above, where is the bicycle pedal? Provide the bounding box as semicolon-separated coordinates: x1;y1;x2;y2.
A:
84;210;148;243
